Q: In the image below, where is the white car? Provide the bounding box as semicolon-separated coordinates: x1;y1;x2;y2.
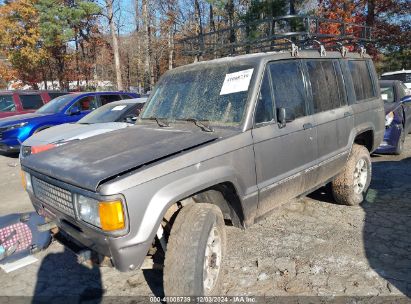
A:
381;70;411;94
20;98;146;158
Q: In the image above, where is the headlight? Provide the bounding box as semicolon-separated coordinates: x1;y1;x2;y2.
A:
385;112;394;127
21;170;33;193
76;195;125;231
5;122;28;131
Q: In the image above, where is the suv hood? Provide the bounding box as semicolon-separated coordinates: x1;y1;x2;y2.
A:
21;124;218;191
0;113;47;126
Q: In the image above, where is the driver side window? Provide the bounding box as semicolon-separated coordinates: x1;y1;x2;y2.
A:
269;61;306;121
72;96;98;111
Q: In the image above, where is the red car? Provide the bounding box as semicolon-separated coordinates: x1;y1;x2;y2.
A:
0;91;70;118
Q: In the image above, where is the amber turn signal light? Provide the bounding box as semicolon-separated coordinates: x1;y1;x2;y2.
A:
98;200;125;231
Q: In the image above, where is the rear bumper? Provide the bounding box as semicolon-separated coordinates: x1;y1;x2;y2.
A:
30;193;151;272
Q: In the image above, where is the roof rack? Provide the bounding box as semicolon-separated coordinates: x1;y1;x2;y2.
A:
179;15;372;59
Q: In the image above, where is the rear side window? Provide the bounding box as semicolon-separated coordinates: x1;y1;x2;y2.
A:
306;60;344;112
100;94;122;105
348;60;375;102
121;94;134;100
20;94;43;110
48;92;69;100
0;95;15;112
269;61;306;120
255;71;274;124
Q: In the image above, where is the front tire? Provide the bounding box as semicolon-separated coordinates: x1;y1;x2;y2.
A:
331;144;371;206
164;203;226;296
394;127;405;155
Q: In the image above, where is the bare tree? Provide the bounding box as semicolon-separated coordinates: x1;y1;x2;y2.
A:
106;0;124;90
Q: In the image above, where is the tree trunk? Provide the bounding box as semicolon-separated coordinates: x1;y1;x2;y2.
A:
168;29;174;70
142;0;152;91
107;0;124;91
290;0;296;15
366;0;375;27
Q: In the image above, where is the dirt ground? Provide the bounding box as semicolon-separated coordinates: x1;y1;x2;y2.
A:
0;138;410;301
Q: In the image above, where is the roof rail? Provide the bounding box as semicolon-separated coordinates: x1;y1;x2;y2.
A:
178;15;372;59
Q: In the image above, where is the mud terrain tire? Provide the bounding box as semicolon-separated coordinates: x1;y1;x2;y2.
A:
164;203;226;296
331;144;371;206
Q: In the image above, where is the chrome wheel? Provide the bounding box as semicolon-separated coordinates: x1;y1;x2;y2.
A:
353;158;368;194
203;226;222;294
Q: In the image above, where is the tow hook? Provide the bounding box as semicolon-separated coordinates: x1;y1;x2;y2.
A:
37;221;58;232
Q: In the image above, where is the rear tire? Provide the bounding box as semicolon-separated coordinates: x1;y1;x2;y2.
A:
331;144;371;206
164;203;226;296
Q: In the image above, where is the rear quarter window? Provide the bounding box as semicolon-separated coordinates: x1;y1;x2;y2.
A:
20;94;44;110
48;92;69;100
348;60;376;102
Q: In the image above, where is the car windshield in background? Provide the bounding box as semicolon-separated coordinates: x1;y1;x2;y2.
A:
36;94;75;114
78;103;134;124
141;64;255;125
380;86;395;103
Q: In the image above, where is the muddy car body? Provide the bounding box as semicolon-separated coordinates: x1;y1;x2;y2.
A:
21;50;384;295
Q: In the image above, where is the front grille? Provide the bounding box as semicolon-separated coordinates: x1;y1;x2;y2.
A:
21;146;31;158
0;127;7;140
32;176;75;217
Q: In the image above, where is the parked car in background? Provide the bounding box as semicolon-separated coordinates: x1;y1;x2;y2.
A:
0;91;138;153
375;80;411;155
381;70;411;94
20;98;146;158
0;91;70;119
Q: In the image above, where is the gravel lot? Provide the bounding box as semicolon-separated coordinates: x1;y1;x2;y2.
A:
0;138;410;301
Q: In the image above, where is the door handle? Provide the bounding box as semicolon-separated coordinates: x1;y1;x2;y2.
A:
303;123;313;130
344;112;352;117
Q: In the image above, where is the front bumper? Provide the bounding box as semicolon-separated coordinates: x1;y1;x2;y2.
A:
375;123;402;154
24;170;152;272
0;142;20;153
0;133;21;153
31;194;151;271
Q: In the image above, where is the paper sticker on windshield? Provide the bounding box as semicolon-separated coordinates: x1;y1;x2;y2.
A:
220;69;254;95
111;105;127;111
381;94;388;100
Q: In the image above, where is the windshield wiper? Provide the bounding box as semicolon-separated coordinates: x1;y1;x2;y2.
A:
178;118;214;132
144;117;170;127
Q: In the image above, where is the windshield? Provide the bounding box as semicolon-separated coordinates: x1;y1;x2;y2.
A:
381;72;411;83
78;103;136;124
141;63;255;125
380;86;395;103
36;94;75;114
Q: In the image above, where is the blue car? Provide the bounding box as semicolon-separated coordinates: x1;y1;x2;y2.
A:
375;80;411;155
0;91;138;153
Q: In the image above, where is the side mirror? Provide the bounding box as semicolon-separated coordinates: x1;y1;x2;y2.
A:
124;114;137;123
277;107;295;128
401;95;411;104
69;106;81;116
278;107;287;128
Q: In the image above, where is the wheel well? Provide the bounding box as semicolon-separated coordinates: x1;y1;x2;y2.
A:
354;130;374;152
34;125;51;134
165;182;245;229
